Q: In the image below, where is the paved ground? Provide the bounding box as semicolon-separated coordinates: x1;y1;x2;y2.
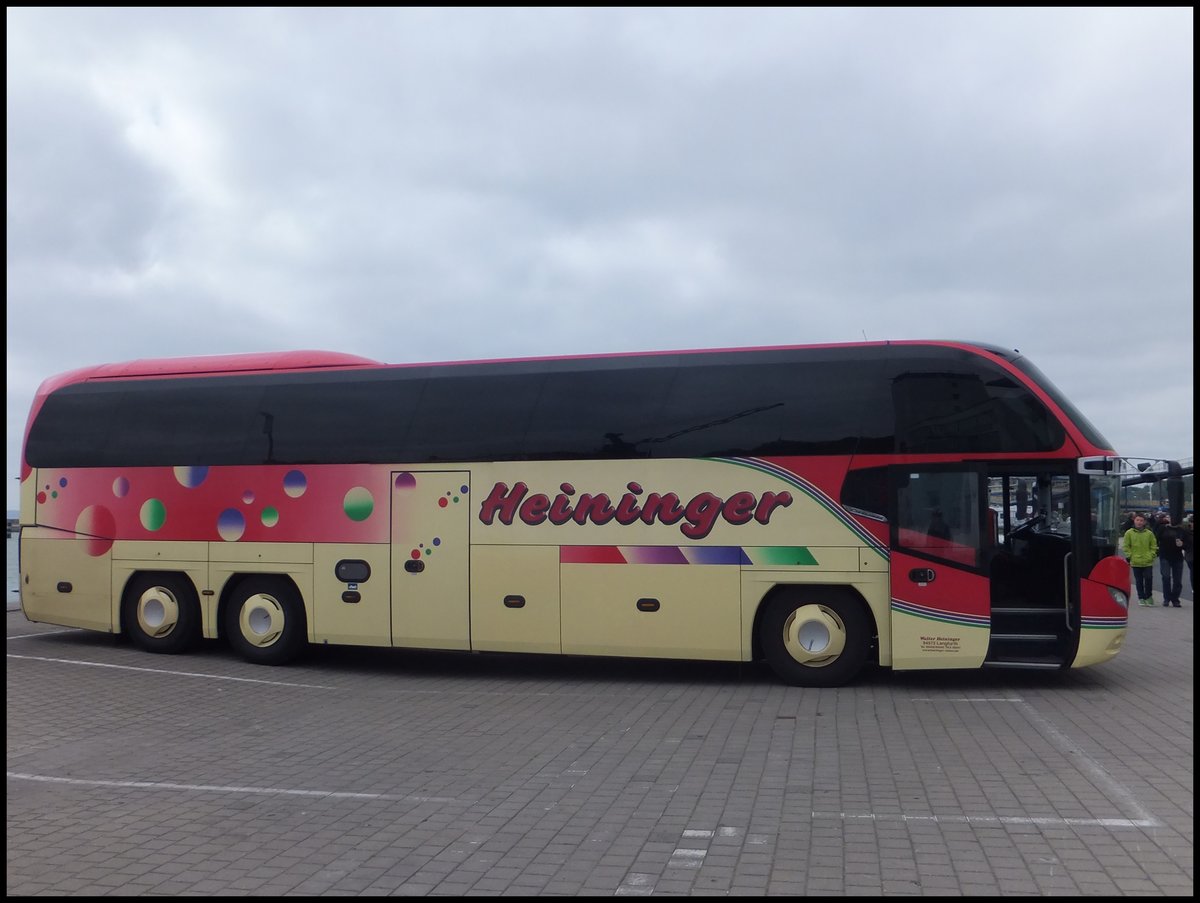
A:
6;587;1193;896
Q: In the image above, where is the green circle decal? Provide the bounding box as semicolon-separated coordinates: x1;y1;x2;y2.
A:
140;498;166;531
343;487;374;522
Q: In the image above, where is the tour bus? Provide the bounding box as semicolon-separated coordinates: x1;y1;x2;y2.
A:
17;341;1182;687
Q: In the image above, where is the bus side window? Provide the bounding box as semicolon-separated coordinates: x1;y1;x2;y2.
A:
896;470;981;568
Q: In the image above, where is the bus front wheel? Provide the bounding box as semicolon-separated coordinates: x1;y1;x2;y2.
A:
122;573;201;655
760;589;870;687
224;577;307;666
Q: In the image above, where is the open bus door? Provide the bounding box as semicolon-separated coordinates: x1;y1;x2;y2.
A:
982;469;1081;669
887;465;1081;672
888;465;991;670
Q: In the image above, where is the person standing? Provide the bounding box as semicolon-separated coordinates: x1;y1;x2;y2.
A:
1123;513;1158;606
1154;513;1185;607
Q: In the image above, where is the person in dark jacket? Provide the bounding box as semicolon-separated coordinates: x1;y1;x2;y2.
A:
1154;513;1185;608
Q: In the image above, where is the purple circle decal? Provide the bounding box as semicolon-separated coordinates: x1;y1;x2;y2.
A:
174;466;209;488
394;472;417;489
217;508;246;542
283;470;307;498
112;477;130;498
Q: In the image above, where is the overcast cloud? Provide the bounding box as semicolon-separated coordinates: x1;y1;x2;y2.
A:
6;7;1193;511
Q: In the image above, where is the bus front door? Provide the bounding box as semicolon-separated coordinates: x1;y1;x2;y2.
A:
888;467;990;670
983;471;1077;669
390;471;471;650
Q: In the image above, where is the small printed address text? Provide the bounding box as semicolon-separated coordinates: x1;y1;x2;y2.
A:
920;635;961;653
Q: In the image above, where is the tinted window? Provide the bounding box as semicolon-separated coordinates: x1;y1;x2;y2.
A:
525;365;676;458
25;344;1068;467
408;371;545;461
841;466;889;518
261;370;423;464
895;468;982;568
1008;355;1112;450
658;358;891;457
28;379;263;466
885;349;1064;453
116;381;263;463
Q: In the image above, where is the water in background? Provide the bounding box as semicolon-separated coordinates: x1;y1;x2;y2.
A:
8;535;20;611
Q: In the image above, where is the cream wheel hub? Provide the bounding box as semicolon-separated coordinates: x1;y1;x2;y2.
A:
137;587;180;638
782;603;847;667
239;594;285;647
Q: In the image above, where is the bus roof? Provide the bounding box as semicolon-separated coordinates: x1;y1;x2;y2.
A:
85;350;381;379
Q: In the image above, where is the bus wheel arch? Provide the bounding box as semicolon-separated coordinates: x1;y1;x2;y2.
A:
220;575;308;666
755;584;876;687
120;572;202;655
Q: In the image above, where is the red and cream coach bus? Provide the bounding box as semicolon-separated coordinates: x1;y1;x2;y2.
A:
17;341;1174;687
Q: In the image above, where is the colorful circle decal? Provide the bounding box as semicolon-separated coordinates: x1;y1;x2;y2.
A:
242;490;255;504
174;466;209;488
343;487;374;522
112;477;130;498
283;470;307;498
59;477;68;488
75;505;116;557
261;507;279;527
217;509;245;542
140;499;167;532
439;486;467;508
394;472;416;490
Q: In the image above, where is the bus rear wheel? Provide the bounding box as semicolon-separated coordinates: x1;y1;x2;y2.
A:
122;573;201;655
760;589;869;687
224;577;307;666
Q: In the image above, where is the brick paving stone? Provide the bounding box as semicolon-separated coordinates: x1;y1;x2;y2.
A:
6;597;1193;896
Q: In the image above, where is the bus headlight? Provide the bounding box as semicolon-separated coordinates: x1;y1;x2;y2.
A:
1107;587;1129;610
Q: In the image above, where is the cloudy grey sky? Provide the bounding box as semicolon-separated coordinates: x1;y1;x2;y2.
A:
6;7;1194;512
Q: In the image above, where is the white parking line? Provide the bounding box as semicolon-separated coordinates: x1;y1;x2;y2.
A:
812;811;1159;828
912;696;1023;702
8;630;78;639
7;771;456;803
1017;698;1160;827
6;653;336;689
821;694;1162;830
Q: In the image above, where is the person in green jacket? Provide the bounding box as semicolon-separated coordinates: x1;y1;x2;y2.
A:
1123;513;1159;606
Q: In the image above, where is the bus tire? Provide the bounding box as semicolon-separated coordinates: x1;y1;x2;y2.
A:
122;573;201;655
759;588;869;687
224;577;307;666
